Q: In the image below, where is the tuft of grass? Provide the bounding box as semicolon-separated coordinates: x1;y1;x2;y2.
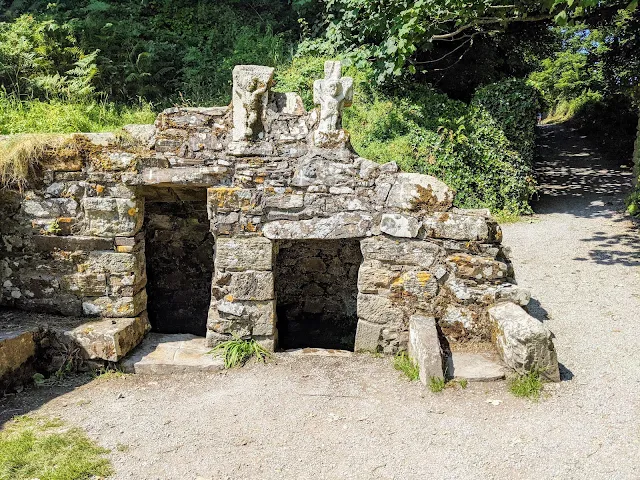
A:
393;351;420;381
458;378;469;389
509;370;544;400
428;376;446;393
209;336;271;369
92;366;128;380
0;415;113;480
493;210;522;224
0;134;66;189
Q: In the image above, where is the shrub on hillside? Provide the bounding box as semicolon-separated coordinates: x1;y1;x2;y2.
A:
471;79;539;166
275;58;535;215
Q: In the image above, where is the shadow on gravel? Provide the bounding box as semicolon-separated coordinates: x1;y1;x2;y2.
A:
559;363;574;381
532;124;639;268
1;375;94;428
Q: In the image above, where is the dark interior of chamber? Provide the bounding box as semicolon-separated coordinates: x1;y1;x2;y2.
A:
144;192;213;336
275;239;362;351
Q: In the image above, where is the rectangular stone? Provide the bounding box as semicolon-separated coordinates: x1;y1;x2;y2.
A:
224;271;274;301
65;312;151;362
82;197;144;237
446;254;510;282
423;212;491;241
0;329;36;378
262;212;373;240
84;250;145;276
33;235;113;252
61;272;107;296
354;319;382;352
215;236;273;271
124;166;231;186
82;289;147;318
357;260;399;294
357;293;404;325
487;302;560;382
408;315;444;384
360;236;442;268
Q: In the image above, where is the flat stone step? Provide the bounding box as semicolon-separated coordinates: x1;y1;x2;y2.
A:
120;333;223;374
447;351;506;382
283;347;354;357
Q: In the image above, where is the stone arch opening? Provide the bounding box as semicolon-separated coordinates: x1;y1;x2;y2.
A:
143;187;213;336
275;239;362;351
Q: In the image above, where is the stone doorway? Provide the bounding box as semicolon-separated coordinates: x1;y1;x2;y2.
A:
144;194;214;336
275;239;362;350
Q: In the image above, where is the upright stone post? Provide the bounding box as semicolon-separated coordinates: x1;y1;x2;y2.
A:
313;60;353;146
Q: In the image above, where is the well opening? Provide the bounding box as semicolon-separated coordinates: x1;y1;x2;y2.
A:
143;189;213;336
275;239;362;350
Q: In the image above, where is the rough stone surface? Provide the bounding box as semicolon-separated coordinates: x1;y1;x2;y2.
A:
66;313;151;362
488;302;560;382
0;329;36;380
408;315;444;384
121;333;224;374
446;351;506;381
0;61;550;378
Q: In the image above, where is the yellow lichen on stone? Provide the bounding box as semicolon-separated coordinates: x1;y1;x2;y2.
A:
224;294;234;302
127;207;138;217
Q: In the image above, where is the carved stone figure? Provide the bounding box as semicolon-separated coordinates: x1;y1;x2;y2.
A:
313;61;353;139
232;65;274;142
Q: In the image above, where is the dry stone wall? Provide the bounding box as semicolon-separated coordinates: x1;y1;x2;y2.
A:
0;61;559;383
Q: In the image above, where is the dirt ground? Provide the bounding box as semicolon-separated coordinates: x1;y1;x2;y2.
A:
1;124;639;479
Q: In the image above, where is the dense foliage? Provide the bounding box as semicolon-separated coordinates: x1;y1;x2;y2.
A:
0;0;637;214
277;58;536;214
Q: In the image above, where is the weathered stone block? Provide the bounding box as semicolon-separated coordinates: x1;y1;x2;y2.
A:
215;236;273;271
82;197;143;237
446;253;509;282
0;329;36;379
390;270;439;302
408;315;444;384
386;173;454;212
222;271;274;301
380;213;421;238
61;272;107;296
65;312;151;362
262;212;373;240
360;236;442;268
487;302;560;382
82;289;147;318
357;260;399;294
357;293;404;325
354;319;382;352
209;299;275;336
423;212;490;241
208;187;260;215
32;235;113;252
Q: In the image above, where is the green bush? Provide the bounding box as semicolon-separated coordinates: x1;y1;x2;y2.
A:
471;79;540;165
276;58;535;215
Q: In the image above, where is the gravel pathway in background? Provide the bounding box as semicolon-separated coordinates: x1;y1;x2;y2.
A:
2;125;639;480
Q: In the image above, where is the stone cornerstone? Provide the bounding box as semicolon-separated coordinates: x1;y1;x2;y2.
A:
0;61;560;383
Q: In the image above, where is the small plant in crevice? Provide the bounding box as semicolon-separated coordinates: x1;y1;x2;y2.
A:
458;378;469;389
509;370;544;400
393;351;420;381
208;336;271;369
428;376;446;393
92;365;128;380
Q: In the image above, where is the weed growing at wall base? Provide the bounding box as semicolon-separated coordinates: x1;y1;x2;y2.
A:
209;337;271;368
509;370;544;400
393;351;420;381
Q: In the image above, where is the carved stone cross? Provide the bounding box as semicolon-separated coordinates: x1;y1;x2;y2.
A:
313;61;353;138
232;65;274;142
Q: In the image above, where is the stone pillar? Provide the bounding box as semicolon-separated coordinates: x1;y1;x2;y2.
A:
206;235;277;350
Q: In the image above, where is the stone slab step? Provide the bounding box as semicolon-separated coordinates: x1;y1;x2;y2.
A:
120;333;223;374
447;351;506;382
283;347;353;357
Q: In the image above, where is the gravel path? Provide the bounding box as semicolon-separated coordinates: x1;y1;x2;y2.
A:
2;125;639;480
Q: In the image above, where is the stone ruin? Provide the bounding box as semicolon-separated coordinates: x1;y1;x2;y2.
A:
0;62;560;389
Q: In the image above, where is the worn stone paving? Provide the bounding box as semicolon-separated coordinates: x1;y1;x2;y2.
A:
1;124;639;479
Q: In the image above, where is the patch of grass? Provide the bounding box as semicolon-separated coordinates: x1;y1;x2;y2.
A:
0;94;156;135
493;210;522;224
509;370;544;400
0;134;65;189
428;376;446;393
393;351;420;381
0;415;113;480
458;378;469;389
209;336;271;368
92;366;128;380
